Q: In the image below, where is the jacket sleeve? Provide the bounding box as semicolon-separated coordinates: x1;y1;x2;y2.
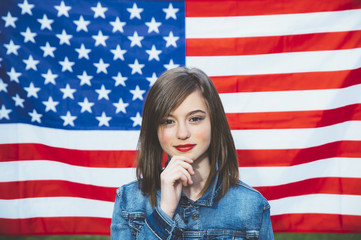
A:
259;201;274;240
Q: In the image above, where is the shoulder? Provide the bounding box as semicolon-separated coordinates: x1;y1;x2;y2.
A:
115;181;152;212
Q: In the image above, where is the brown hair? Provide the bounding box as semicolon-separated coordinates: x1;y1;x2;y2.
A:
136;67;239;207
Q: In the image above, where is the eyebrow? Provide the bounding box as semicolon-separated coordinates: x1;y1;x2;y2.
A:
168;109;207;117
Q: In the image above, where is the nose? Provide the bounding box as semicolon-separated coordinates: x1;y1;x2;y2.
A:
176;122;190;140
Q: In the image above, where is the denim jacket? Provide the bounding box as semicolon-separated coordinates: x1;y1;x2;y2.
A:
111;173;274;240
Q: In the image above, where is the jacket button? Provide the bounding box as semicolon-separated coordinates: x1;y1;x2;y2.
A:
192;213;199;220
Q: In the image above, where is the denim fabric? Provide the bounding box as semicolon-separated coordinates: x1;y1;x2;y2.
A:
111;175;274;240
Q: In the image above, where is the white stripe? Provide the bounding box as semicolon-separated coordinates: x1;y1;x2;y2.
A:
186;9;361;38
239;157;361;187
186;48;361;76
0;197;114;219
269;194;361;216
221;83;361;113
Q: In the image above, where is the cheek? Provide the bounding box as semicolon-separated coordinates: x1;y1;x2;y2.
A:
157;128;174;148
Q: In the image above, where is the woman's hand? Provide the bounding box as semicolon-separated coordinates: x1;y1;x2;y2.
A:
160;156;195;219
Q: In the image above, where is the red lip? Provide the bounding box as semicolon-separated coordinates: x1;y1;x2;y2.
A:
174;144;196;152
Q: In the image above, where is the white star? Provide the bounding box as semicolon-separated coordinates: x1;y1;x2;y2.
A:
24;82;40;98
131;112;142;127
7;67;21;83
40;42;56;57
163;3;179;20
18;0;34;15
60;84;76;99
78;97;94;113
128;31;144;47
12;94;25;108
112;72;127;87
59;57;75;72
128;59;145;75
95;84;111;100
75;44;91;59
56;29;72;45
37;14;53;30
164;59;180;70
2;12;18;28
110;17;126;33
130;85;145;101
127;3;143;20
164;31;179;47
110;45;127;61
146;45;162;61
91;2;108;19
4;40;20;55
21;27;37;43
145;17;161;33
146;72;158;86
96;112;112;127
0;79;8;92
41;69;58;85
61;111;77;127
92;30;108;47
94;58;109;74
73;15;90;32
113;98;129;114
29;109;42;123
77;71;93;86
54;1;71;17
23;55;39;71
0;105;12;120
42;96;59;112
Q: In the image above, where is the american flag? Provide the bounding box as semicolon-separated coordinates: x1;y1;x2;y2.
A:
0;0;361;235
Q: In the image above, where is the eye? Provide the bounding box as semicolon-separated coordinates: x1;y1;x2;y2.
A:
162;119;174;125
189;116;204;122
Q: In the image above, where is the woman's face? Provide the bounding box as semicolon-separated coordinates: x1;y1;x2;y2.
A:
157;90;211;162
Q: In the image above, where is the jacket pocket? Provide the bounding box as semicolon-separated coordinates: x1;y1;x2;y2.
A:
122;211;147;238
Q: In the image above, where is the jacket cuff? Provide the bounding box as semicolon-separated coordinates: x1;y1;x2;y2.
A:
145;207;181;240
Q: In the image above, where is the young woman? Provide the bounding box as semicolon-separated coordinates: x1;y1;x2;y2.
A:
111;67;274;239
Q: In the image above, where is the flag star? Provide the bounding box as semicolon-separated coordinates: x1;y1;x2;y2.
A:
128;31;144;47
73;15;90;32
127;3;143;20
42;96;59;112
18;0;34;15
21;27;37;43
77;71;93;86
96;112;112;127
41;69;58;85
12;94;25;108
110;17;126;33
112;72;128;87
56;29;72;45
75;44;91;59
92;30;108;47
7;67;21;83
60;84;76;99
54;1;71;17
164;31;179;47
164;59;180;70
110;45;127;61
94;58;109;74
113;98;129;114
146;72;158;86
163;3;179;20
91;2;108;19
23;55;39;71
61;111;77;127
78;97;94;113
40;42;56;57
0;79;8;92
24;82;40;98
145;17;161;33
95;84;111;100
0;105;12;120
29;109;42;123
37;14;54;30
59;57;75;72
146;45;162;61
128;59;145;75
2;12;18;28
4;40;20;55
130;85;145;101
131;112;142;127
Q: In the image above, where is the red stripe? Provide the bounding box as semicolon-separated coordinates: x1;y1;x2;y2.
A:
227;104;361;130
186;0;361;17
187;31;361;56
271;214;361;233
237;141;361;167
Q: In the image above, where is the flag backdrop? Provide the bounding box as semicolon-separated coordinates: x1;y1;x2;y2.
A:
1;0;361;235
